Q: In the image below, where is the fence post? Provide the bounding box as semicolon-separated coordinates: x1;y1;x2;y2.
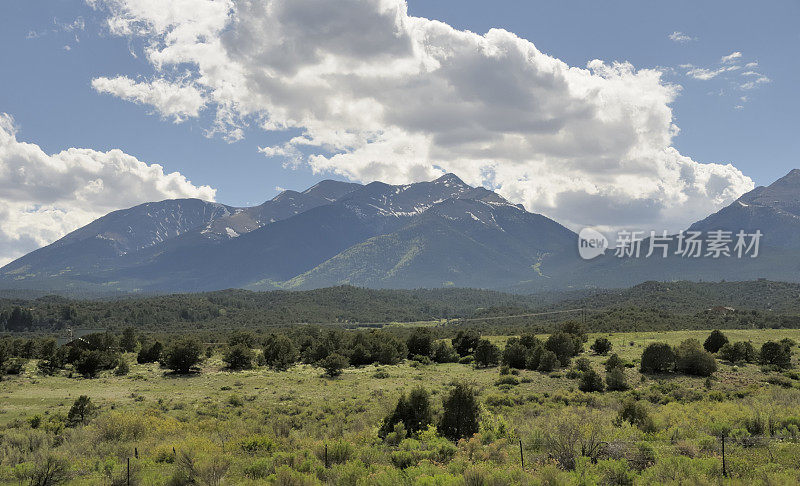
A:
721;434;728;477
519;439;524;470
127;457;130;486
325;443;329;468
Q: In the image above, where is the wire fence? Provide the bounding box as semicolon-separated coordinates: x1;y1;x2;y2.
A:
514;432;800;479
100;432;800;485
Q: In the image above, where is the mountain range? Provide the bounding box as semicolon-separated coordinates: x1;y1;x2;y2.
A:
2;170;799;295
553;169;800;289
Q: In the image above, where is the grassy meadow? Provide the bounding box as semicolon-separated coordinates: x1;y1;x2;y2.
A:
3;329;800;484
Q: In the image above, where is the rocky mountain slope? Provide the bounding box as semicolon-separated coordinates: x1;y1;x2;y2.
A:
3;170;800;295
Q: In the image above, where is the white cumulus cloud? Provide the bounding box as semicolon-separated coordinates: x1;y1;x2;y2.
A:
721;51;742;63
740;76;771;90
668;31;695;44
0;113;216;265
92;76;207;121
88;0;754;234
680;51;770;107
684;64;740;80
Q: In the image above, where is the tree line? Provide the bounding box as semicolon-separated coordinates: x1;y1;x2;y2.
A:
4;282;800;334
1;321;796;387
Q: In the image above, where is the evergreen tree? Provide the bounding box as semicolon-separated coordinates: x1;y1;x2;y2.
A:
0;340;10;372
438;382;480;441
537;350;560;371
223;344;255;370
760;341;792;369
545;332;577;367
734;341;757;362
349;344;372;366
228;331;258;348
559;320;588;342
524;346;543;370
703;330;729;353
432;341;459;363
502;342;528;369
640;343;676;374
590;337;612;355
675;339;717;376
604;353;625;371
520;334;543;350
321;353;348;377
137;341;163;364
474;339;500;368
606;367;629;391
578;368;605;392
379;387;432;438
261;333;298;370
406;328;434;358
7;306;33;331
452;330;480;357
75;350;104;378
163;338;203;373
119;327;138;353
67;396;97;426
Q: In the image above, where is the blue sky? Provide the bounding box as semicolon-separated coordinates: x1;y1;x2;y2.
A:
410;0;799;186
0;0;797;263
2;0;796;203
0;0;300;207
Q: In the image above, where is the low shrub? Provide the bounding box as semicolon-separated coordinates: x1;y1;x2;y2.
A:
591;337;613;355
606;367;629;391
578;368;605;393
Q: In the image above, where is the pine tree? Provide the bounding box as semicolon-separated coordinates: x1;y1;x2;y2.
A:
438;382;479;441
703;330;729;353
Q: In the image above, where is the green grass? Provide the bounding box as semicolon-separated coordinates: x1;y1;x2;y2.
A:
3;328;800;484
3;328;799;430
